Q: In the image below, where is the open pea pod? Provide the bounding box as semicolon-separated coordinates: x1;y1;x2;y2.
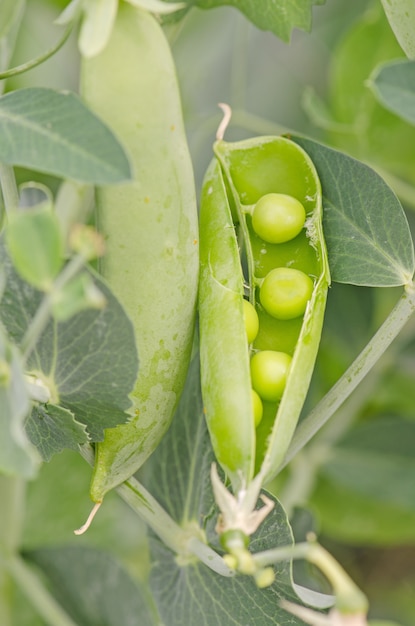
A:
199;160;255;491
199;135;330;494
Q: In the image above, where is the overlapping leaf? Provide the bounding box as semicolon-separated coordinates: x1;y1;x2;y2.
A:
292;136;415;286
0;241;139;453
311;417;415;545
164;0;325;41
142;357;315;626
0;88;131;183
26;546;156;626
370;59;415;126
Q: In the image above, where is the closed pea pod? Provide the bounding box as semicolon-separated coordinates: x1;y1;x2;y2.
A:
80;5;198;507
199;114;330;532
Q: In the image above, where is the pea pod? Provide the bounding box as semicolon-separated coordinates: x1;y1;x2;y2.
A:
199;131;330;495
81;4;198;503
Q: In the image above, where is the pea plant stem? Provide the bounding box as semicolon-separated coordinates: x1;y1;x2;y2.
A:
0;476;26;556
0;164;19;215
0;476;26;626
6;554;78;626
0;24;73;80
253;540;368;613
281;287;415;470
20;253;86;363
78;446;233;578
119;477;234;577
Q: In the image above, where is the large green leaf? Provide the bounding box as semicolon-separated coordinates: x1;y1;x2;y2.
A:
26;404;88;462
311;417;415;545
142;357;316;626
26;545;157;626
321;417;415;511
0;241;139;446
311;475;415;546
292;136;415;286
369;59;415;126
197;0;325;41
164;0;325;41
0;88;132;183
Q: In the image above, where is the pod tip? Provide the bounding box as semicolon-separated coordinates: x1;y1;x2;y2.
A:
74;501;102;535
216;103;232;141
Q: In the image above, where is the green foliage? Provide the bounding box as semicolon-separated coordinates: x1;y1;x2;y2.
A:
6;205;64;291
142;358;308;625
369;59;415;126
292;136;415;286
26;546;156;626
1;0;415;624
0;88;132;183
194;0;325;41
0;240;139;450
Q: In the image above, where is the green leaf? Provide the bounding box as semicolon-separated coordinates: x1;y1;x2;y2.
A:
22;449;147;555
291;136;415;286
0;327;40;478
369;59;415;126
311;475;415;545
6;205;64;291
366;366;415;421
201;0;323;41
26;545;157;626
166;0;325;41
25;404;88;462
380;0;415;59
321;417;415;511
310;417;415;545
142;358;309;625
0;241;139;445
0;88;132;183
326;4;415;184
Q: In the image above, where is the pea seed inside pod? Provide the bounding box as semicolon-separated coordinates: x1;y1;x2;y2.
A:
251;388;263;427
252;193;306;244
243;299;259;344
250;350;292;402
260;267;314;320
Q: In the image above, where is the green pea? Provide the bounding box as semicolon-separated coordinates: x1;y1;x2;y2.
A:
260;267;314;320
81;4;198;503
243;299;259;343
251;388;263;427
251;193;306;244
250;351;291;402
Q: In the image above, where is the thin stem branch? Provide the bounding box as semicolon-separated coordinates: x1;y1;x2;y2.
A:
78;446;233;578
281;287;415;469
0;164;19;215
0;476;26;626
0;476;26;556
119;477;234;577
6;555;78;626
0;24;73;80
253;540;368;613
20;254;86;362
